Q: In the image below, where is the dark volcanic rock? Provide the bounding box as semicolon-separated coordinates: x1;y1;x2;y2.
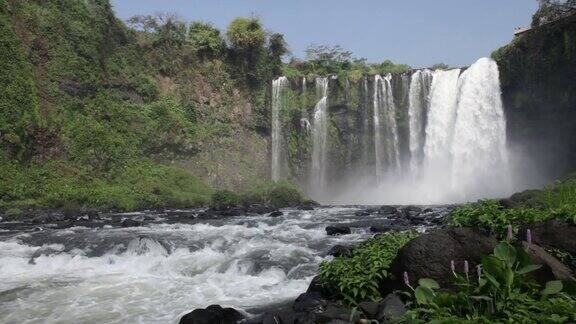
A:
370;225;393;233
293;292;327;313
121;219;143;228
377;293;406;322
327;245;353;257
386;227;497;292
499;189;544;209
268;210;284;217
519;219;576;256
378;206;398;215
325;226;351;236
179;305;243;324
306;276;332;297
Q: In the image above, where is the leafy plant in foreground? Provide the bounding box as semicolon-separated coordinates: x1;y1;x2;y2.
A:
402;235;576;323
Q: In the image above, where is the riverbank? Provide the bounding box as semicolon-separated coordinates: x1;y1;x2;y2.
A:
215;176;576;323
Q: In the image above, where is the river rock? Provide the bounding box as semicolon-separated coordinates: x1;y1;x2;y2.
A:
378;206;398;215
499;189;543;209
377;293;406;321
121;219;143;227
385;227;497;293
292;292;327;313
268;210;284;217
358;294;406;321
519;219;576;256
179;305;243;324
325;226;351;236
327;245;353;257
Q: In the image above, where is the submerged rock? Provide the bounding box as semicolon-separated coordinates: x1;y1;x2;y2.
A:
179;305;243;324
121;219;143;227
325;226;351;236
268;210;284;217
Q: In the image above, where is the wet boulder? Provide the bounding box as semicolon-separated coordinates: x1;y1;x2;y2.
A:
268;210;284;217
378;206;398;215
385;227;497;293
358;293;406;322
179;305;243;324
325;226;351;236
121;218;143;227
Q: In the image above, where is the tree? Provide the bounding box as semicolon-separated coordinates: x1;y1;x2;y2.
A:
430;63;450;70
532;0;576;27
267;33;289;60
188;22;226;59
226;17;265;51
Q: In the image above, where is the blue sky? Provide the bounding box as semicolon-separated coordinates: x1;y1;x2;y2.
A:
111;0;538;68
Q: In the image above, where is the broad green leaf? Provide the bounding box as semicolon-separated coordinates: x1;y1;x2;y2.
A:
516;264;542;274
418;278;440;290
542;280;563;295
415;286;435;305
494;242;517;266
484;272;501;289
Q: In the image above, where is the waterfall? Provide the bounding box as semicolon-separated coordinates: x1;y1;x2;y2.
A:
422;69;461;174
451;58;510;198
311;77;329;192
271;76;288;181
374;74;400;181
408;69;433;172
270;57;513;204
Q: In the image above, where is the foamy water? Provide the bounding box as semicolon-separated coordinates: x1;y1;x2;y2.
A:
0;207;393;324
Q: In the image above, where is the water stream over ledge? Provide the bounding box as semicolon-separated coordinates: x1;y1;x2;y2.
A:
0;206;452;323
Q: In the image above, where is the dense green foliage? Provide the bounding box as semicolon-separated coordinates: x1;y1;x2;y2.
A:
404;240;576;323
283;44;410;81
451;175;576;235
0;4;40;158
211;180;305;209
0;0;293;212
188;22;225;59
319;231;419;304
0;154;212;212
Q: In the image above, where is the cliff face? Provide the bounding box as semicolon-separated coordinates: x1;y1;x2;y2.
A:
494;14;576;182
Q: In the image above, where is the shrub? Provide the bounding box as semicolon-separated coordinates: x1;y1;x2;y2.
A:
211;190;241;209
226;17;265;50
188;21;226;59
243;180;305;208
319;231;419;304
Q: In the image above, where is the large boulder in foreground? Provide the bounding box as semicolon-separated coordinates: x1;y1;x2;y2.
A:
179;305;243;324
385;227;498;293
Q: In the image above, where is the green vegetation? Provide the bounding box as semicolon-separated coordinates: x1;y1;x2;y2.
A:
451;175;576;235
211;180;306;209
319;231;419;304
0;0;294;212
404;240;576;323
284;44;410;80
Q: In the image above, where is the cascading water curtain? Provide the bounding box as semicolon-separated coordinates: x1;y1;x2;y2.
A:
311;77;329;195
271;76;288;181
